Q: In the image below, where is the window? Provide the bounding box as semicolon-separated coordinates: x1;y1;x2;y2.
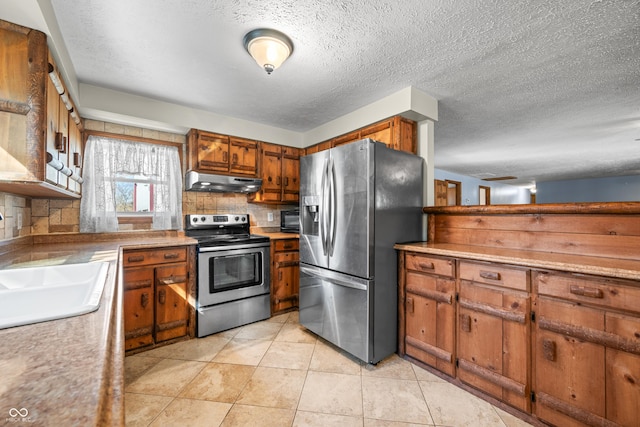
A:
80;135;183;233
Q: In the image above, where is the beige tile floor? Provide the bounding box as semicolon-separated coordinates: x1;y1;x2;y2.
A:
125;311;533;427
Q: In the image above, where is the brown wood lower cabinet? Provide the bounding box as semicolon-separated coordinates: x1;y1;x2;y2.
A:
533;270;640;427
271;238;299;315
402;253;456;376
457;261;531;413
123;246;194;351
399;250;640;427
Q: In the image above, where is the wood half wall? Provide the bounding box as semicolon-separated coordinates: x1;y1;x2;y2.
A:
423;202;640;262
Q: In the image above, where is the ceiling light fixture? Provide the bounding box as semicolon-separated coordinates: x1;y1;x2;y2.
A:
243;28;293;75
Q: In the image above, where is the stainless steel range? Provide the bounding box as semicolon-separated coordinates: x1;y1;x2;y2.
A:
185;214;270;337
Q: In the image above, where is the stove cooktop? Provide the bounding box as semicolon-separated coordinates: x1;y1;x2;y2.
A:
184;213;269;247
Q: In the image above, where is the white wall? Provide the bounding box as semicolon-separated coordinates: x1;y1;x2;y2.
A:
434;169;530;205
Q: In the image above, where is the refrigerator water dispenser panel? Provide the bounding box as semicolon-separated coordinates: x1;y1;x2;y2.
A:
302;195;320;235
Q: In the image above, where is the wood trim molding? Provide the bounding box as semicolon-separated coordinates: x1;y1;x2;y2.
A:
423;202;640;215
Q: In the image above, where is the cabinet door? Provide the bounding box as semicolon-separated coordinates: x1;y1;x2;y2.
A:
272;250;299;314
123;267;155;350
260;142;282;202
45;76;60;184
534;297;605;427
404;272;456;376
281;146;300;203
196;131;229;172
331;130;360;147
605;312;640;426
67;117;82;193
360;120;393;148
229;137;258;176
155;264;189;343
457;281;530;412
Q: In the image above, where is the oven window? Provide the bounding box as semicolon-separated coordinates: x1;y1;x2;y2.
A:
210;252;262;292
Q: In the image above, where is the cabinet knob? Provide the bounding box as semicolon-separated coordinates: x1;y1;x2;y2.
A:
460;313;472;333
542;339;556;361
406;296;414;314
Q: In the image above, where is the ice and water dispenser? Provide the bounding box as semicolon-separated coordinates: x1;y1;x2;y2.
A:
301;195;320;236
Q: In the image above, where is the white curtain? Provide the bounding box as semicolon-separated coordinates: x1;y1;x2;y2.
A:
80;135;183;232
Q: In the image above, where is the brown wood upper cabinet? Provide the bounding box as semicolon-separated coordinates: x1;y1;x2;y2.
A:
0;19;82;198
249;142;300;204
187;129;258;177
304;115;417;155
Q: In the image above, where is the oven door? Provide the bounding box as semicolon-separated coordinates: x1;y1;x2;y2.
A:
197;244;270;306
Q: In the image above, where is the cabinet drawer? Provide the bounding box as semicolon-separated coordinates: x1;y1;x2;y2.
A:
534;270;640;314
405;253;455;278
274;239;299;252
123;247;187;267
459;260;529;291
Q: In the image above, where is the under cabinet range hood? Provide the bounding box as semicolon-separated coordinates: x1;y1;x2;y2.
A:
185;171;262;193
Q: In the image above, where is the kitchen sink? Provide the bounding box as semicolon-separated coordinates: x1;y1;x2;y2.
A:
0;262;110;329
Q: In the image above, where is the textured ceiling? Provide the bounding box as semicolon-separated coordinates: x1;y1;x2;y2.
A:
48;0;640;186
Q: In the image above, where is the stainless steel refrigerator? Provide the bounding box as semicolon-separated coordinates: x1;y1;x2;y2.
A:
299;138;423;364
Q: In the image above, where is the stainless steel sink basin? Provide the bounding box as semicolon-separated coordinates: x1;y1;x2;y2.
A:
0;262;110;329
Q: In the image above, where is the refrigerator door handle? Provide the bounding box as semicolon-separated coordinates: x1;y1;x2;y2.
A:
300;264;368;291
320;157;329;256
328;156;337;256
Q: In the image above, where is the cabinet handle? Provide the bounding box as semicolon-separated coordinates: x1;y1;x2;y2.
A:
158;275;187;285
54;132;64;151
418;262;435;270
158;289;166;304
283;243;293;249
406;296;414;314
479;270;501;281
277;176;281;185
460;313;471;332
223;151;228;162
141;293;149;308
73;152;81;167
232;153;238;164
128;255;145;263
542;339;556;361
570;285;604;299
163;252;179;260
284;177;289;187
278;270;283;281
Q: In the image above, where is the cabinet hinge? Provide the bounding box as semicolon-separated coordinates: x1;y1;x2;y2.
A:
530;391;536;403
531;311;536;323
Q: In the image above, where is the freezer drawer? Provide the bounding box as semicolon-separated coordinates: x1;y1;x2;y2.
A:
299;263;371;363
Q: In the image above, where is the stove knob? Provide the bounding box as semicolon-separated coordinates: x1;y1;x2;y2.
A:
192;217;198;222
235;216;239;222
201;216;206;222
241;217;246;222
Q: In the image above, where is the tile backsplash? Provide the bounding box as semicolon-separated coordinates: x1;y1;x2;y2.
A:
0;120;290;243
0;192;31;241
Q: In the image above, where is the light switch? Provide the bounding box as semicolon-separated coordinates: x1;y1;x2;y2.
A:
267;212;274;222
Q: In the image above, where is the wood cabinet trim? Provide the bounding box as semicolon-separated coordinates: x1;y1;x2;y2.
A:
458;358;527;397
538;317;640;355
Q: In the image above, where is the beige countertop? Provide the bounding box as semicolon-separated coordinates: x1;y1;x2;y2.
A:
395;242;640;281
0;235;196;426
260;231;299;240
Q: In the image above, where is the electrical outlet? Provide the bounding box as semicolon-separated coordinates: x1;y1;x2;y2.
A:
267;212;274;222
